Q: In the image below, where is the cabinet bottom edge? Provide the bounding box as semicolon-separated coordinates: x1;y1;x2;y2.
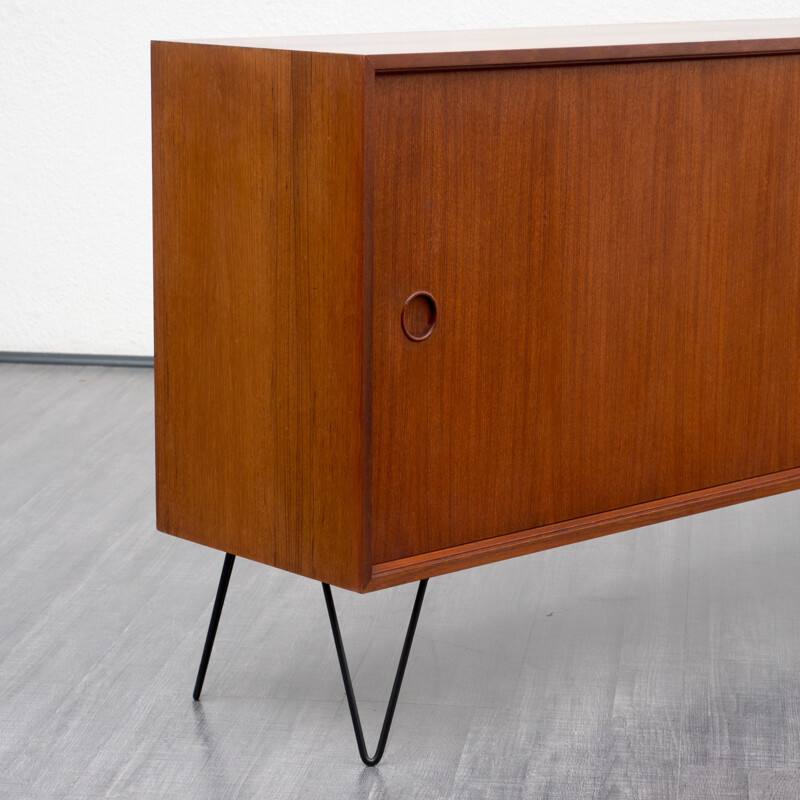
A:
366;466;800;591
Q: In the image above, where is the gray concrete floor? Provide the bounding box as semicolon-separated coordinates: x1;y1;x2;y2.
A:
1;363;799;799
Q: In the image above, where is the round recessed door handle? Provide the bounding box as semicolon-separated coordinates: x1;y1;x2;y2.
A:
401;291;438;342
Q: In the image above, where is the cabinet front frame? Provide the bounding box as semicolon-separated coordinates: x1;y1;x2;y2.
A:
364;53;800;590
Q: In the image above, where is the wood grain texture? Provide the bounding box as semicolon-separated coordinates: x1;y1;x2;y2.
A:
152;43;368;590
178;18;800;71
371;55;800;565
368;468;800;590
154;36;800;593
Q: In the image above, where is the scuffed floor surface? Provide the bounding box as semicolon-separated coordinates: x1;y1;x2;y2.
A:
1;363;799;799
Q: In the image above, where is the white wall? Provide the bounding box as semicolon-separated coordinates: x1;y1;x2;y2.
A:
1;1;797;356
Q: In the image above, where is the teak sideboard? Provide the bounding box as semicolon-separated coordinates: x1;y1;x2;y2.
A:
153;19;800;764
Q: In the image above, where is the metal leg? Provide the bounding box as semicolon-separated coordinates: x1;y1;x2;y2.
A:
193;552;235;701
322;579;429;766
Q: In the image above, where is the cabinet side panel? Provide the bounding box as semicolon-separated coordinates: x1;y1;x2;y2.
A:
152;43;366;590
371;56;800;563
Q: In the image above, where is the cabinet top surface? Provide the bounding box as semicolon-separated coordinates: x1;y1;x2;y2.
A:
166;18;800;63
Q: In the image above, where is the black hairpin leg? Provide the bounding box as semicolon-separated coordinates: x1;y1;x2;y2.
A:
323;579;428;766
193;552;235;701
191;553;428;766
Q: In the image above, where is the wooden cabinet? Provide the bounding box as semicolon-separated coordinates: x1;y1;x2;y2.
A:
152;20;800;593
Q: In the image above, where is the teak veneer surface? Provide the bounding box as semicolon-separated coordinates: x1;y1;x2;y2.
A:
180;18;800;70
371;54;800;563
152;43;368;589
152;23;800;592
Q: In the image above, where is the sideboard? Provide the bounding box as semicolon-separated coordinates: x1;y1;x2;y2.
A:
152;19;800;764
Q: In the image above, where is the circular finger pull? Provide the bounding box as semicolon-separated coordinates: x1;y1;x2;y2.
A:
401;291;438;342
